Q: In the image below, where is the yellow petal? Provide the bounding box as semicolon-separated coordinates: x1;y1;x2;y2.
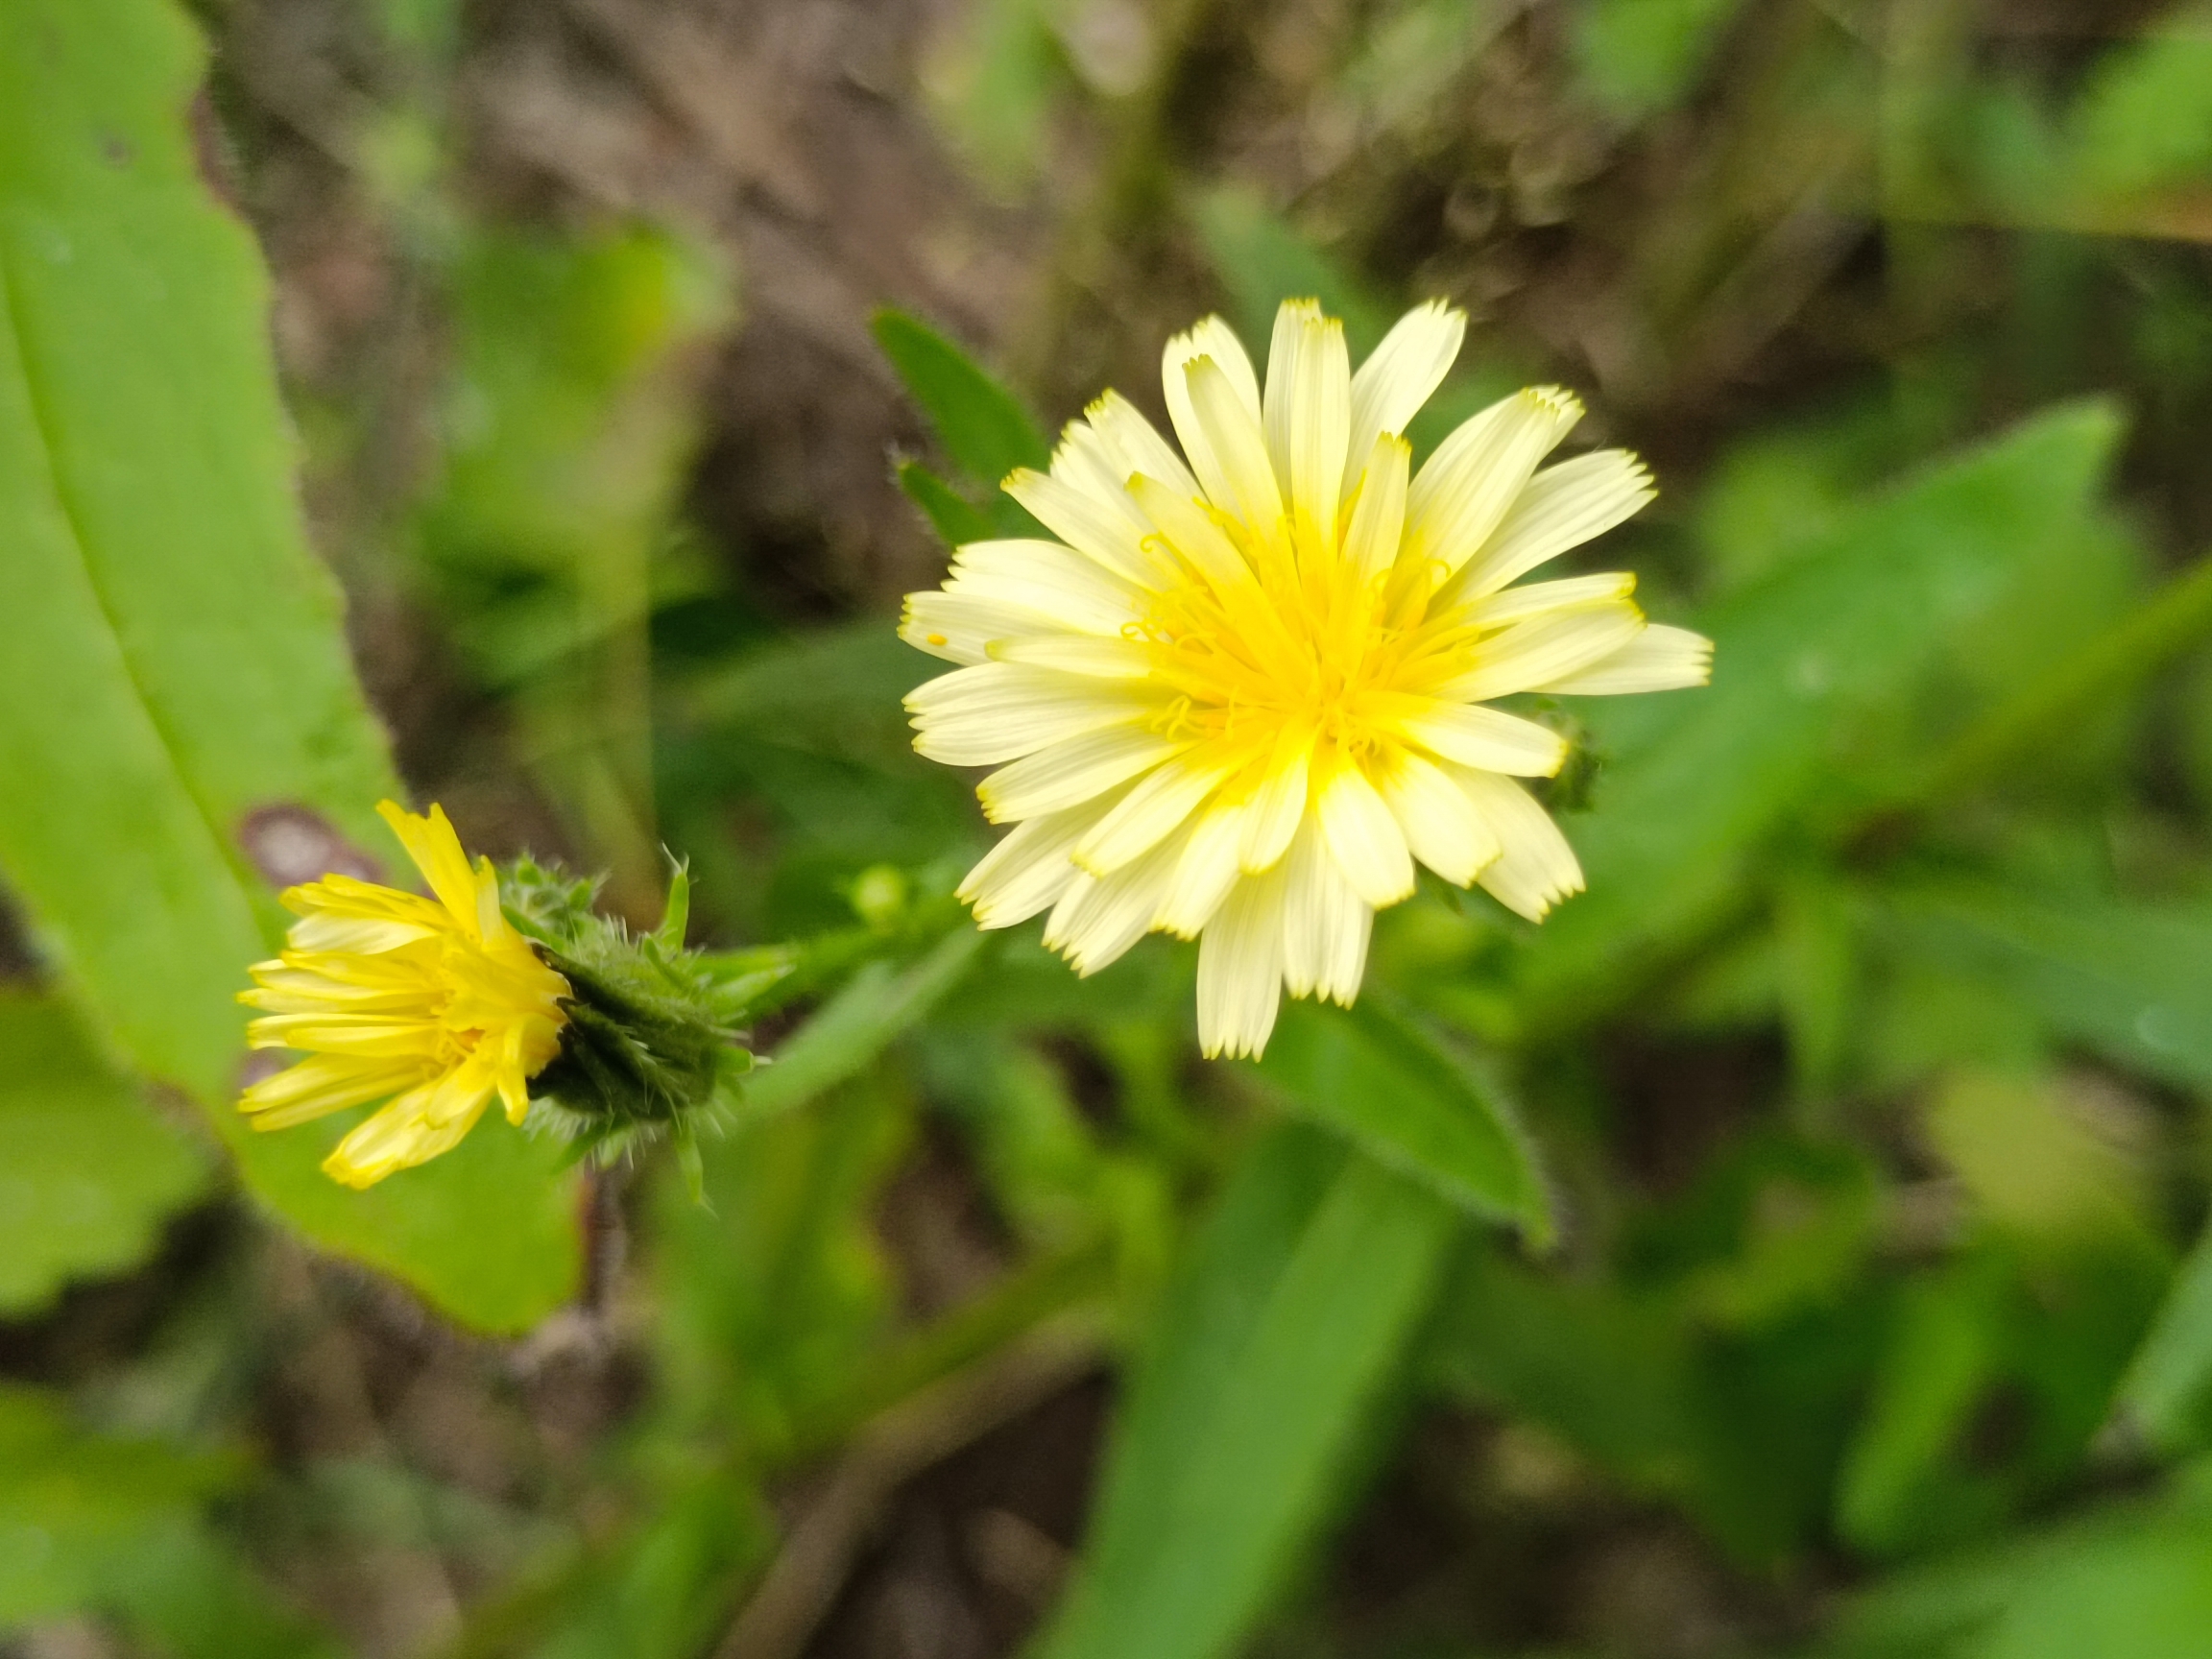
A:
1073;752;1234;876
1196;864;1288;1059
1377;748;1499;887
977;727;1192;823
1398;702;1568;777
377;801;484;938
1343;300;1465;501
1539;623;1714;695
1316;760;1416;906
1282;820;1371;1005
1262;301;1351;560
1404;388;1583;579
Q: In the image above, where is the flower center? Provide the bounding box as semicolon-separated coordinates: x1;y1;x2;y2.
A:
1135;505;1476;779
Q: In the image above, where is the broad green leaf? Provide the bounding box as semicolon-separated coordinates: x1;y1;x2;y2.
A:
1880;878;2212;1093
738;927;985;1121
1512;402;2126;1028
0;993;207;1316
0;1384;332;1656
0;0;579;1331
871;308;1050;489
1250;995;1551;1240
2115;1224;2212;1456
1040;1126;1457;1659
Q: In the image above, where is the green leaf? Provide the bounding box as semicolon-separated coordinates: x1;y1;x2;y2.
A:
1830;1473;2212;1659
2066;34;2212;204
0;992;208;1316
1190;187;1395;356
738;927;985;1121
1575;0;1752;118
0;1384;333;1656
1513;401;2127;1030
1835;1254;2016;1556
1880;878;2212;1094
2115;1224;2212;1457
871;308;1050;489
1418;1240;1704;1495
920;0;1064;193
0;0;579;1331
1250;995;1551;1241
897;458;999;547
1040;1125;1458;1659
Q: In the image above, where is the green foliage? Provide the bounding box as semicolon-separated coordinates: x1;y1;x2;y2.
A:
1252;995;1551;1239
2116;1225;2212;1457
1040;1127;1458;1659
0;994;208;1316
738;926;985;1121
412;221;733;902
1574;0;1752;118
1511;403;2127;1026
921;0;1069;191
2065;33;2212;203
0;1384;333;1655
16;4;2212;1656
873;309;1052;487
1831;1467;2212;1659
875;307;1051;543
0;0;579;1333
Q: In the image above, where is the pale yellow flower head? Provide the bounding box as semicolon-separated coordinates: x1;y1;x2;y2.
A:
238;801;570;1188
902;300;1712;1058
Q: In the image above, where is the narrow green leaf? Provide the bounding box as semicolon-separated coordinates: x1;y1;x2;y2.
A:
897;457;998;547
737;927;984;1120
872;308;1051;488
2115;1225;2212;1456
0;0;579;1331
0;992;208;1316
1041;1126;1457;1659
1251;995;1551;1241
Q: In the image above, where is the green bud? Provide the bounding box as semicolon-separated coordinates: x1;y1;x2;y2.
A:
499;855;756;1182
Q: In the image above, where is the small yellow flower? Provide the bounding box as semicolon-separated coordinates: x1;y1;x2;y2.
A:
239;802;570;1188
902;300;1712;1059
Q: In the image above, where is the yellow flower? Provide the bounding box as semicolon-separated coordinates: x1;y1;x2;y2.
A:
901;300;1713;1059
238;802;571;1188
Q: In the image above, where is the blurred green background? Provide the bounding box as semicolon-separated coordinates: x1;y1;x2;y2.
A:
5;0;2212;1655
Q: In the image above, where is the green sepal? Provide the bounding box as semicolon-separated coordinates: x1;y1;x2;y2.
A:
498;855;755;1176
